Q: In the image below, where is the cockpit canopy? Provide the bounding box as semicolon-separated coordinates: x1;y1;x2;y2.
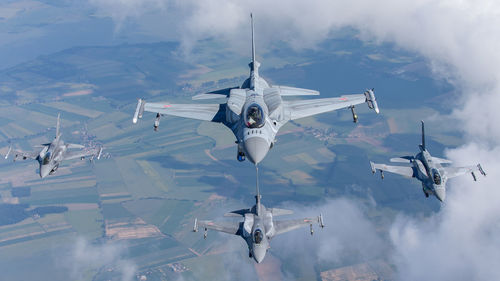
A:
244;104;265;128
432;169;441;185
253;229;263;244
42;152;51;165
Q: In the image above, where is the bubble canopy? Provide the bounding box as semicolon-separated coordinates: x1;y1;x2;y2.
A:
245;104;265;128
432;169;442;185
253;229;263;244
42;152;51;165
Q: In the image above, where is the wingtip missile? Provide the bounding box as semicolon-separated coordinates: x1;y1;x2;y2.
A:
5;146;11;160
364;89;379;114
132;98;145;124
97;147;103;160
318;214;325;228
370;161;376;174
193;218;198;232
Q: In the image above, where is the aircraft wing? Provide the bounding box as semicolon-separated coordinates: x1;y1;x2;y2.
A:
196;220;241;235
274;217;316;236
442;164;486;179
63;147;103;161
133;99;223;123
5;146;40;161
267;85;319;96
370;161;415;178
283;89;379;120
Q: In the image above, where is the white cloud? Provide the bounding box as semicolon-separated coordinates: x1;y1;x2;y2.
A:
89;0;166;31
64;237;137;281
272;198;385;265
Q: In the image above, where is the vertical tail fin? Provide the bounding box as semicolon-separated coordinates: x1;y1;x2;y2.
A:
251;13;256;69
56;113;61;138
249;13;260;74
420;120;425;151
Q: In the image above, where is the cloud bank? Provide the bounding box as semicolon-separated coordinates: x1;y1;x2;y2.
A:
62;237;136;281
272;198;385;265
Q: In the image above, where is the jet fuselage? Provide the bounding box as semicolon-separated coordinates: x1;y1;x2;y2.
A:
38;137;65;178
414;149;446;201
235;67;290;165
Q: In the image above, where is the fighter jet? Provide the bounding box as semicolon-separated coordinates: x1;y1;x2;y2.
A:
133;14;379;165
370;121;486;202
193;168;324;263
4;114;104;178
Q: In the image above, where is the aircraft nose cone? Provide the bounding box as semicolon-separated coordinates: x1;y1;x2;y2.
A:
253;248;266;263
435;188;446;202
245;137;269;164
40;165;50;178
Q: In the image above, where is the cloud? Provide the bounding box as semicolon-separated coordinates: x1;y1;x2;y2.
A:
272;198;386;265
89;0;167;31
63;237;137;281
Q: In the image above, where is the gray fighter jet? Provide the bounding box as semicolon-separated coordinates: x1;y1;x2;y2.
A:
370;121;486;202
193;168;324;263
5;114;103;178
133;14;379;165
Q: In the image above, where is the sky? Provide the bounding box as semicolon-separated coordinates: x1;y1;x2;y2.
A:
2;0;500;280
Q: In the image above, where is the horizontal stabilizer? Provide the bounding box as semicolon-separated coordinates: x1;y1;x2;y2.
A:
191;93;227;100
431;156;452;164
390;156;413;163
269;85;319;96
192;87;238;100
66;143;85;149
269;208;293;216
224;208;251;217
33;143;51;148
